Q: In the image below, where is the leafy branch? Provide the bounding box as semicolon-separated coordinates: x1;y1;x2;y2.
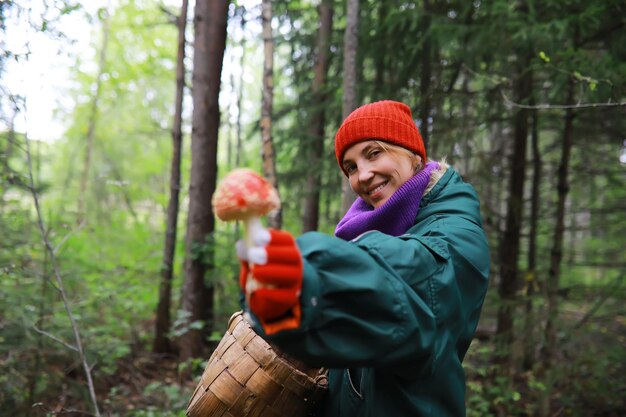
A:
32;327;79;352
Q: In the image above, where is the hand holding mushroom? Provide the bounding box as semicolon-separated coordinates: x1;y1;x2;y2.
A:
212;169;303;335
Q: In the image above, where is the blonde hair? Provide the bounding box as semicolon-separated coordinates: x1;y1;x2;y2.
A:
373;140;424;173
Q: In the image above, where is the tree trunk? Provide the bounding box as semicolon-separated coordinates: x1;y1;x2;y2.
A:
567;204;577;266
1;112;17;210
154;0;189;355
419;0;432;151
2;113;15;172
302;0;333;232
522;101;541;371
340;0;359;214
234;10;246;240
373;2;388;98
539;76;576;417
261;0;282;229
180;0;229;363
543;79;575;371
236;15;245;169
77;9;110;225
494;54;532;373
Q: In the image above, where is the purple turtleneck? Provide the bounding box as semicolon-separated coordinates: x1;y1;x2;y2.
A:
335;162;439;241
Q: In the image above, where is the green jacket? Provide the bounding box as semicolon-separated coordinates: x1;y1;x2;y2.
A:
258;167;490;417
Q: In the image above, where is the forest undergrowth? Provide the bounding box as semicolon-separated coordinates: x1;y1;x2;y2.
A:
7;301;623;417
2;1;625;416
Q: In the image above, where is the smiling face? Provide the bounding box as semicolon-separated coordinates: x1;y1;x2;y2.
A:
342;140;419;208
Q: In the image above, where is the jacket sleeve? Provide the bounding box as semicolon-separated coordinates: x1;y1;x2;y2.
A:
255;229;454;373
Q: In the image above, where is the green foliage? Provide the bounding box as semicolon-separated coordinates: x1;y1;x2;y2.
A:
1;0;625;415
104;380;192;416
465;342;526;416
0;0;199;413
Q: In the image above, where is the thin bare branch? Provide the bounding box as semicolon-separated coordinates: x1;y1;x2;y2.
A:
573;272;624;329
24;133;101;416
31;403;94;416
500;89;626;110
32;327;79;352
158;4;178;24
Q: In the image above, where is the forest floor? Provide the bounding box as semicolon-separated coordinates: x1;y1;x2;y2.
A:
98;326;626;416
20;303;626;417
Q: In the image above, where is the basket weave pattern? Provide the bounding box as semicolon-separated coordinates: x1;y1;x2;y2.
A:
186;312;328;417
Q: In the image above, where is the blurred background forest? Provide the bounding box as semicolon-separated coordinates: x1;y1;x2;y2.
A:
1;0;625;416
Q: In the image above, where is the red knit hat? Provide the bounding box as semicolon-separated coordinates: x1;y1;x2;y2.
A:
334;100;426;172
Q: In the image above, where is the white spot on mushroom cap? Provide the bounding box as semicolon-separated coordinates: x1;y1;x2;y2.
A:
212;168;280;221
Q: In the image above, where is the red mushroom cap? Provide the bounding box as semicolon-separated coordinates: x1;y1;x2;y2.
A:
212;168;280;221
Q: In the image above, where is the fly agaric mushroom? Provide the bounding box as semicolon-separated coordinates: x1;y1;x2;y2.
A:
213;169;280;305
212;168;280;247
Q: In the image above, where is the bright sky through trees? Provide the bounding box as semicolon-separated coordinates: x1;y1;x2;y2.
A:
3;0;200;142
3;1;103;141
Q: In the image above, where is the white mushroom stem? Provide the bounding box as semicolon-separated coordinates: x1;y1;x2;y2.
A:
243;215;263;298
243;215;263;248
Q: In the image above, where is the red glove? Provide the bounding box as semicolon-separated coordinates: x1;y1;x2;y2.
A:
237;228;303;334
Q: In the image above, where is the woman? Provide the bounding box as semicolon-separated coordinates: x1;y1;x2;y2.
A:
237;100;490;416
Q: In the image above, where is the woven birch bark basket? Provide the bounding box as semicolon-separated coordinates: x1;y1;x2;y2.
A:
186;311;328;417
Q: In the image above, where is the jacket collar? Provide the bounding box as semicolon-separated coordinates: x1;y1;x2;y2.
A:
423;159;450;197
